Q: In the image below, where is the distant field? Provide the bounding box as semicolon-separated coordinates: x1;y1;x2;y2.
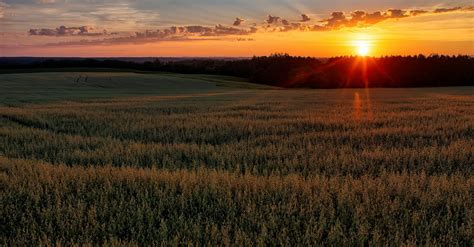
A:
1;72;473;245
0;72;272;106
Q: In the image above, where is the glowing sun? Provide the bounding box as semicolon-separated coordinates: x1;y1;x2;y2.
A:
355;40;370;56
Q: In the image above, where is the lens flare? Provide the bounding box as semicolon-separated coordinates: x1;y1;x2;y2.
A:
355;40;370;56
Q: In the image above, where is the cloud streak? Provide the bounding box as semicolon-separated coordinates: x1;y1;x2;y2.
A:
433;7;462;13
27;5;474;46
38;24;257;46
29;25;110;36
316;6;472;30
263;6;472;31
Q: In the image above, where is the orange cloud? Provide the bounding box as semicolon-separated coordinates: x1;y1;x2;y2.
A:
27;6;474;47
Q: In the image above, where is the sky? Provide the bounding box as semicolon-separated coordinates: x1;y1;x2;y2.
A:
0;0;473;57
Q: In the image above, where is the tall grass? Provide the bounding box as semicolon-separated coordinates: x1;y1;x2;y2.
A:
1;85;473;245
1;89;472;176
2;157;472;246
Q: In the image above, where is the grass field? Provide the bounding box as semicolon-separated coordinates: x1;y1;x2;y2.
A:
0;72;272;106
1;72;473;245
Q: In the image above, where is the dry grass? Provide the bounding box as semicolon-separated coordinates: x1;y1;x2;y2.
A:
1;78;473;245
2;157;472;245
1;89;472;176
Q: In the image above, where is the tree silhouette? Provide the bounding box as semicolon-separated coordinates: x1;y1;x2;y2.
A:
2;54;473;88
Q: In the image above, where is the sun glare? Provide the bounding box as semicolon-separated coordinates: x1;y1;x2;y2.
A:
355;40;370;56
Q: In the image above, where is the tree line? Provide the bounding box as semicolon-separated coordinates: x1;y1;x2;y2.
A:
2;54;473;88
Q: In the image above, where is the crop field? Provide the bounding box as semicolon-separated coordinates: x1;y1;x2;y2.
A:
1;72;473;245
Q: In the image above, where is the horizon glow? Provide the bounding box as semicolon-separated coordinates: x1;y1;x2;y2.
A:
0;0;473;57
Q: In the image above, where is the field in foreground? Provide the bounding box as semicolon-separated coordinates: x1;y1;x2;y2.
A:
1;72;473;245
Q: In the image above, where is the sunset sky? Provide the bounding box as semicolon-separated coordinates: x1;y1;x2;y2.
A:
0;0;473;57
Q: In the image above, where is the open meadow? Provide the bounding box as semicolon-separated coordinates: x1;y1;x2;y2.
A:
1;72;473;245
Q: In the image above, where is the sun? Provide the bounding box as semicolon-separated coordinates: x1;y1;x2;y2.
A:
355;40;370;56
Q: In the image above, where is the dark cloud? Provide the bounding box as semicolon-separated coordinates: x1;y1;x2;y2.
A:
29;25;107;36
214;24;255;35
184;26;213;34
233;17;244;26
409;10;428;16
386;9;409;18
126;24;255;41
27;5;473;47
320;9;407;29
324;12;347;28
369;12;385;23
234;5;468;34
266;15;280;24
345;11;366;27
301;14;311;22
267;6;469;31
350;11;366;21
284;22;310;32
434;7;462;13
50;24;258;46
318;8;432;29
